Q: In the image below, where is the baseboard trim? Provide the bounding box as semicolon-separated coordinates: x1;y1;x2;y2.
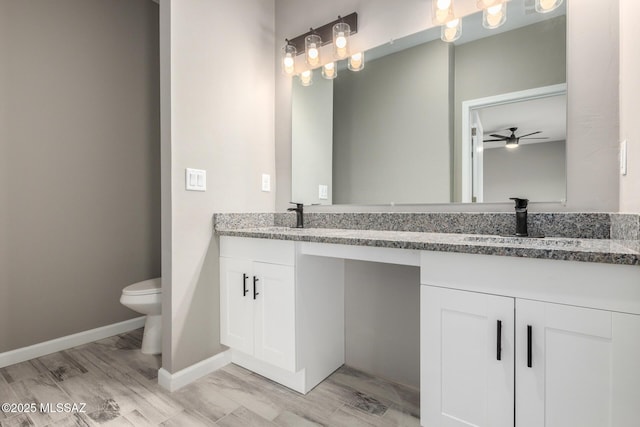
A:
0;317;146;368
158;350;231;392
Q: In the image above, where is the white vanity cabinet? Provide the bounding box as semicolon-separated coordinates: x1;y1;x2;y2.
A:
220;256;295;372
219;236;345;394
421;251;640;427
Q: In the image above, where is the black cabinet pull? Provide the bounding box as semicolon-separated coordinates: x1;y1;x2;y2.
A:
253;276;259;300
497;320;502;361
527;325;533;368
242;274;248;297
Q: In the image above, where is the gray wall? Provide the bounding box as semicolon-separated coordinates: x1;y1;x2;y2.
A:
291;76;334;205
345;262;420;389
332;41;452;205
454;17;567;202
161;0;276;372
483;141;566;202
0;3;8;348
1;0;160;352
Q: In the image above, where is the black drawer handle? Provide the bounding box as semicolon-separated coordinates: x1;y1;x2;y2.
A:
497;320;502;361
253;276;259;300
527;325;533;368
242;274;248;297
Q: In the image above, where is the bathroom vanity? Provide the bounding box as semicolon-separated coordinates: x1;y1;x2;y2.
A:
216;215;640;427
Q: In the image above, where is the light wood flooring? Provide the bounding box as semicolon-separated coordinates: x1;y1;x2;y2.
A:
0;329;420;426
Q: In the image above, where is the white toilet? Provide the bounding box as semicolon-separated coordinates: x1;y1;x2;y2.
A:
120;277;162;355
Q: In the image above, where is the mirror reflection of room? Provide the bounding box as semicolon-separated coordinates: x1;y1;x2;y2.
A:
291;3;566;206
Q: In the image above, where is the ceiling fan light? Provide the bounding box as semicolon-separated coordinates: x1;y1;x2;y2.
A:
505;140;518;148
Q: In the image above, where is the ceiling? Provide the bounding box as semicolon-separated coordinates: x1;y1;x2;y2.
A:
478;94;567;149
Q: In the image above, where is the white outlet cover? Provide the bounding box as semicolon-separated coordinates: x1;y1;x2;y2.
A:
186;168;206;191
319;184;328;200
261;174;271;192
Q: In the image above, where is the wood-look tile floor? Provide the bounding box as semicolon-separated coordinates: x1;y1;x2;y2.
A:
0;329;420;426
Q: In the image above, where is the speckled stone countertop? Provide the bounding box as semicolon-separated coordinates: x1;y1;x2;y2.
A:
216;226;640;266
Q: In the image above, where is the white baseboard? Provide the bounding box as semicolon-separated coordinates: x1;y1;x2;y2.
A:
158;350;231;392
0;316;146;369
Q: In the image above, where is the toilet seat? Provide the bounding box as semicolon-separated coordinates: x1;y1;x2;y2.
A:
122;278;161;296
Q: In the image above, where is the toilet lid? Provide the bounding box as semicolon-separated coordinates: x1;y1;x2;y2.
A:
123;278;162;296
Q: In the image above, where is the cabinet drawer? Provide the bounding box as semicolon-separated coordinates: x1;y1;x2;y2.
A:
220;236;295;266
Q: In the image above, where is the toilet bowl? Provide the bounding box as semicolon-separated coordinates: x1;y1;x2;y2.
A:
120;277;162;355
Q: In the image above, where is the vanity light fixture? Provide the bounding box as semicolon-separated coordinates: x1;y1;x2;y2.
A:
441;18;462;42
282;40;297;76
535;0;563;14
300;70;313;87
478;0;508;29
348;52;365;72
322;62;338;79
283;13;358;77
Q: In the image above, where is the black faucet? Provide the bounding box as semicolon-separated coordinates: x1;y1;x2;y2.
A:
287;202;304;228
510;197;529;237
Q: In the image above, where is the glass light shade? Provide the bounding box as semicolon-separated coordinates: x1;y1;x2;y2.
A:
441;18;462;43
348;52;365;72
322;62;337;79
300;70;313;86
433;0;454;25
535;0;563;13
305;34;322;67
483;2;507;29
282;43;297;76
333;22;351;60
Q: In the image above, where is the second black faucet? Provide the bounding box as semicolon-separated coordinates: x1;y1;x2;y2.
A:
288;202;304;228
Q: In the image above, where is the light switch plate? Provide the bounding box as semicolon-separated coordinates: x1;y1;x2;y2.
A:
620;140;628;176
186;168;206;191
319;184;328;200
261;174;271;192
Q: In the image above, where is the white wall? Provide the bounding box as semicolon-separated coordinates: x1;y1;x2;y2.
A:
619;0;640;213
275;0;620;212
161;0;276;372
0;3;8;348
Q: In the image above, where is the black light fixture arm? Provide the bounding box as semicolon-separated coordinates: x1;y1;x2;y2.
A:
286;12;358;56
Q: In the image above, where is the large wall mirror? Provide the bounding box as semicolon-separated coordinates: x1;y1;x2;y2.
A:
291;2;566;206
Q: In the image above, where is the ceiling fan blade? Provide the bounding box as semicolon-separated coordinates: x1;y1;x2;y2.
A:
518;131;542;138
521;137;550;140
489;134;508;139
483;139;505;142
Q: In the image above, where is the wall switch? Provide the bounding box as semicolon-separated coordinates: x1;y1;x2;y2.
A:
319;184;328;200
186;168;206;191
261;174;271;192
620;140;628;176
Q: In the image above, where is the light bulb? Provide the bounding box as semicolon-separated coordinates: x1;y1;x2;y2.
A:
333;22;350;60
348;52;364;71
437;0;452;10
441;18;461;42
300;70;313;86
322;62;337;79
283;55;295;75
483;2;506;29
305;34;322;67
536;0;563;13
281;43;297;76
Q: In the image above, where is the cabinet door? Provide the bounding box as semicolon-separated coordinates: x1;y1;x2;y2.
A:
220;256;254;355
253;262;296;372
421;286;514;427
516;300;614;427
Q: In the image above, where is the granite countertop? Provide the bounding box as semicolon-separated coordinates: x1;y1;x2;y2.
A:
216;226;640;266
